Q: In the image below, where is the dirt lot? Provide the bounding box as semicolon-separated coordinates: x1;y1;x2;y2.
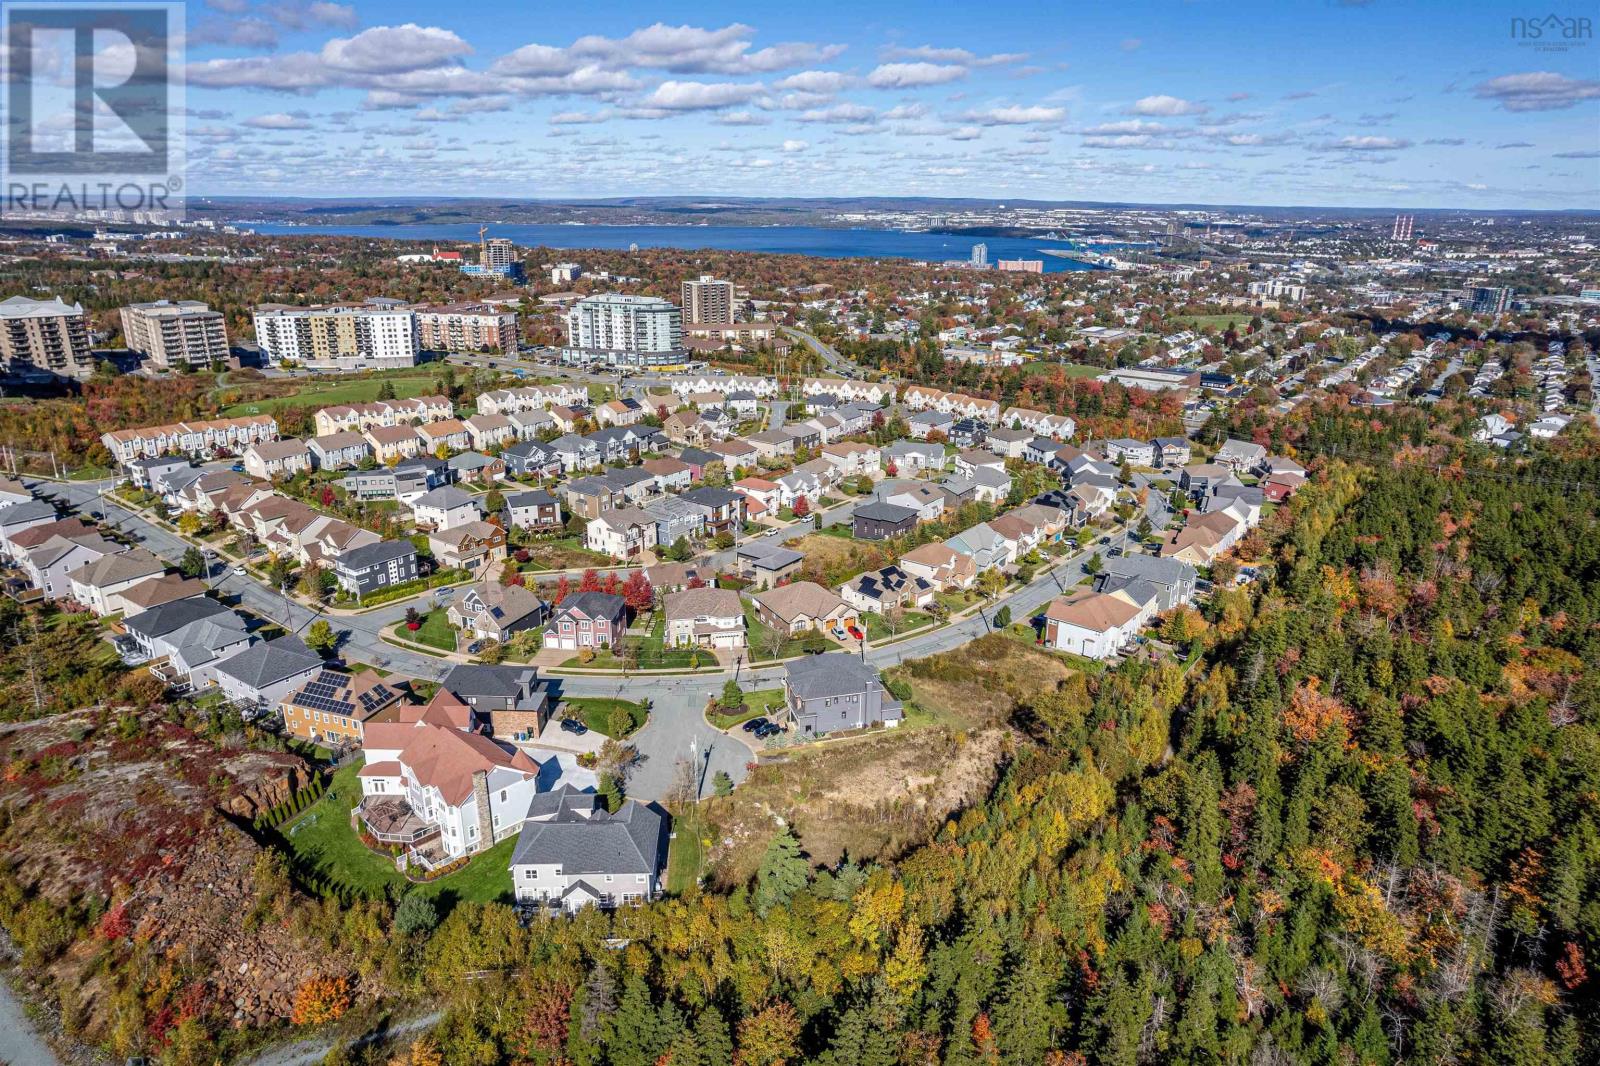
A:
702;636;1081;883
790;533;893;586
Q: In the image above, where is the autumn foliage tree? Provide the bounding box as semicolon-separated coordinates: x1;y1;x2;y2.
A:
291;974;351;1026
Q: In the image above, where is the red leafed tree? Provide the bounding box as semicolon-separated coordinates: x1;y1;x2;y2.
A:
514;976;573;1058
579;568;601;593
554;574;570;604
885;461;898;477
792;496;810;518
602;571;620;596
97;902;130;940
622;571;655;611
687;576;707;589
319;486;335;508
971;1012;999;1064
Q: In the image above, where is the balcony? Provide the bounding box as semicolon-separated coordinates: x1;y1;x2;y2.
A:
359;798;438;846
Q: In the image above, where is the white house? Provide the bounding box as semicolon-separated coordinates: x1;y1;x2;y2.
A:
584;507;658;560
662;586;745;649
410;486;483;531
1043;590;1150;660
509;790;667;912
243;439;313;481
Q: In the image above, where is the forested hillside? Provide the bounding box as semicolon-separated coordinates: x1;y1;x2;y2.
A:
361;450;1598;1063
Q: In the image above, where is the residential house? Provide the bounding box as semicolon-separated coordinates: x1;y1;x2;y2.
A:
840;565;936;615
463;413;517;451
1001;407;1075;440
342;457;448;503
417;419;471;455
1095;554;1197;613
564;475;623;521
213;635;325;712
66;547;165;615
596;397;644;427
899;542;977;590
852;501;918;541
754;581;855;635
1152;437;1192;466
542;592;627;652
502;440;562;480
953;449;1007;479
410;486;483;531
704;438;758;470
907;409;954;440
1104;439;1156;467
585;508;658;560
639;457;693;494
358;719;550;863
664;410;715;446
883;441;945;476
734;540;804;589
730;476;782;519
642;496;705;550
1262;471;1306;502
883;483;954;523
947;419;988;448
125;455;192;491
448;451;507;487
679;487;744;534
547;433;601;474
447;582;549;643
1043;590;1149;660
364;424;422;463
22;532;116;600
820;442;882;480
984;427;1032;459
111;573;206;617
123;596;252;690
510;794;668;912
1214;438;1267;473
946;522;1013;572
441;664;553;740
1160;510;1243;566
429;520;507;575
663;587;746;649
505;489;562;531
744;428;796;460
333;539;419;601
782;653;901;736
281;668;403;744
242;439;312;481
643;562;708;595
307;432;371;471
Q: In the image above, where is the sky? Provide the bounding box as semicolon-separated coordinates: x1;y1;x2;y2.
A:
169;0;1600;210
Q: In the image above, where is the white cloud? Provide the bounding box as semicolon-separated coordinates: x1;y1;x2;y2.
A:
781;138;809;152
243;111;313;129
880;45;1026;67
1128;94;1209;116
1081;119;1166;134
567;23;842;74
549;110;612;125
1473;71;1600;111
772;69;855;93
963;104;1065;125
714;110;771;126
320;25;473;74
1315;135;1412;151
797;102;878;123
867;62;967;89
642;80;765;110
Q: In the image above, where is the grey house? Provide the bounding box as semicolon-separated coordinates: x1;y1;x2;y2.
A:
213;635;325;711
782;653;902;737
1094;554;1197;614
852;501;919;541
441;664;552;738
509;789;669;912
333;539;419;600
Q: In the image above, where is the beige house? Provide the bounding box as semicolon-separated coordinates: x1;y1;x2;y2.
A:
663;587;746;649
753;581;855;635
898;542;977;590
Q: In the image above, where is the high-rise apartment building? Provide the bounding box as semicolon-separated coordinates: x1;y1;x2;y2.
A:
416;303;520;353
971;243;989;267
1469;286;1512;316
1391;214;1414;241
252;303;420;371
0;295;93;380
563;294;685;368
120;300;230;369
681;275;735;324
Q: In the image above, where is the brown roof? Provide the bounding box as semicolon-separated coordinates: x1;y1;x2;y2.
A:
7;517;95;550
399;688;474;731
755;581;847;623
664;586;741;621
366;425;418;445
393;722;541;805
119;573;206;608
641;457;691;476
1045;591;1141;632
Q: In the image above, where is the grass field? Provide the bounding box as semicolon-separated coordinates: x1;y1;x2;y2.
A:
707;687;784;729
665;805;708;895
221;372;441;416
1019;360;1107;379
276;763;513;906
1173;314;1251;331
562;696;649;737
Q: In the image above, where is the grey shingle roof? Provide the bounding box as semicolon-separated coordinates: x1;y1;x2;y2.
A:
124;594;229;638
509;798;668;877
785;652;885;701
215;635;323;689
338;539;415;571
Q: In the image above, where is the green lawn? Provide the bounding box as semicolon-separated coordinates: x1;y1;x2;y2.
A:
1172;314;1250;331
221;372;442;416
563;696;649;737
405;610;458;652
276;763;513;906
1019;360;1106;379
707;687;785;729
862;609;933;641
665;805;707;896
743;603;839;662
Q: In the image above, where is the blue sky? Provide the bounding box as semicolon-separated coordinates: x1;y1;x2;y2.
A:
177;0;1600;209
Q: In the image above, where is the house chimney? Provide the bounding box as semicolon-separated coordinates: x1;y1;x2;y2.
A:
471;769;494;852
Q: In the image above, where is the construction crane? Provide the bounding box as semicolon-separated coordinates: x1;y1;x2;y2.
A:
477;225;488;264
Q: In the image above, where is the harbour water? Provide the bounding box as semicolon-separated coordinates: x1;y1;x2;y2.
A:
249;222;1101;273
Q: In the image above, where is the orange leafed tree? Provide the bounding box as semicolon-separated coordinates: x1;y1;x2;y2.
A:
291;974;351;1026
1282;677;1352;744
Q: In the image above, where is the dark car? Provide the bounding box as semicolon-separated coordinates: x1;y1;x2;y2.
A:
560;717;588;735
466;639;485;655
741;716;769;733
754;722;781;738
229;463;244;473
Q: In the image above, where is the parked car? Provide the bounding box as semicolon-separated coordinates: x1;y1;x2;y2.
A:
229;463;244;473
466;639;486;655
560;717;588;735
231;564;246;575
741;716;769;733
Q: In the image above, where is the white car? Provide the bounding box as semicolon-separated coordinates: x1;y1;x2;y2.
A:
232;564;246;576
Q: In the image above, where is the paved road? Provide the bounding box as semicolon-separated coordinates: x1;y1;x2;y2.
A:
0;971;60;1066
782;326;855;375
32;465;1171;802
